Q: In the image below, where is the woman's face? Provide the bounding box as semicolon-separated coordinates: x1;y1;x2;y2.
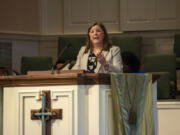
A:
89;25;104;46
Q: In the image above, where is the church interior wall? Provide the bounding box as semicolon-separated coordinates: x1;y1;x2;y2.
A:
0;0;179;74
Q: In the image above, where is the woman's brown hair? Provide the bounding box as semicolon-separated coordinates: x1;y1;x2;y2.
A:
84;22;112;53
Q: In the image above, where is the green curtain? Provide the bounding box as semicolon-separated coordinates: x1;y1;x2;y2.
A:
111;73;154;135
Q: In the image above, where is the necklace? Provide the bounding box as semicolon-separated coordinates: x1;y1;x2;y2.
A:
93;47;103;55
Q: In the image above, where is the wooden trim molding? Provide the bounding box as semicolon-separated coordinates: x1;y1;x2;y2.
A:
0;70;159;87
0;32;60;41
0;70;110;86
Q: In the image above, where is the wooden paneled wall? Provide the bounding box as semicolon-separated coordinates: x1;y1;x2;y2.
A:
0;0;40;34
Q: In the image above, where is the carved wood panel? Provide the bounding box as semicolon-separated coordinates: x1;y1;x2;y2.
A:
120;0;178;31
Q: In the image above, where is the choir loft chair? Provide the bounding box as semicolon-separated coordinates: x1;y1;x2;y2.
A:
143;54;176;99
174;34;180;69
21;56;53;75
111;35;142;60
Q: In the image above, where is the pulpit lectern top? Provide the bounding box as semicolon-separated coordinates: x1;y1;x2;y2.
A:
0;70;113;135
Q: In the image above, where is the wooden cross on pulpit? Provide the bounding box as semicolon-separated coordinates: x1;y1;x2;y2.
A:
31;91;63;135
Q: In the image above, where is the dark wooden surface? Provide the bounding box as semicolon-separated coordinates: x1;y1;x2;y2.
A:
0;70;159;87
0;70;110;86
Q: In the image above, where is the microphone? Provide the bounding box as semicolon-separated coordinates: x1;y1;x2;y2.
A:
51;43;72;74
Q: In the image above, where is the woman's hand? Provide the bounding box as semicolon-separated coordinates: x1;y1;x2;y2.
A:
96;53;109;71
56;63;64;70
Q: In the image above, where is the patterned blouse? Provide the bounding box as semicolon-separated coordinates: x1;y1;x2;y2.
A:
87;53;97;73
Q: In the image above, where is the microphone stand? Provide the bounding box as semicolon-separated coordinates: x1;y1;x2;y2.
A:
51;43;72;74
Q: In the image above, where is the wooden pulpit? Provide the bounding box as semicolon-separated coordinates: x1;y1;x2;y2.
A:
2;70;180;135
0;70;114;135
0;70;165;135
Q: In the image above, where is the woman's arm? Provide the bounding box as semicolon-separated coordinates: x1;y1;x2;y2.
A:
108;46;123;73
72;46;85;70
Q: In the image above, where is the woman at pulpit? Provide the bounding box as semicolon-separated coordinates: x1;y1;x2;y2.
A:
72;22;123;73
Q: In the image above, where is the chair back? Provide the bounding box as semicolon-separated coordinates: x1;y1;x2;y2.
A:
174;34;180;69
58;35;142;62
144;54;176;82
144;54;176;99
111;35;142;60
58;35;86;63
174;34;180;57
21;56;53;75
